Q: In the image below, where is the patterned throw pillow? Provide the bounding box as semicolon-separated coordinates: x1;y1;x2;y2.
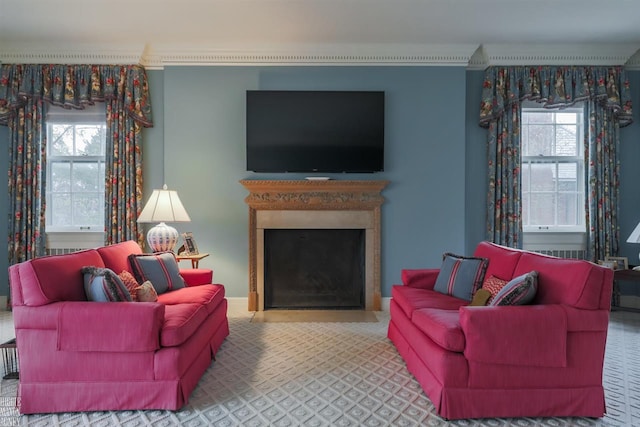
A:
128;252;186;295
469;288;492;306
135;281;158;302
433;253;489;301
488;271;538;306
119;270;140;302
81;266;132;302
481;275;509;304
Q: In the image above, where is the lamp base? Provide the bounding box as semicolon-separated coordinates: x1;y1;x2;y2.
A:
146;222;179;253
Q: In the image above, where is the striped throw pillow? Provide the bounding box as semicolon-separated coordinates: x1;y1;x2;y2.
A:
433;253;489;301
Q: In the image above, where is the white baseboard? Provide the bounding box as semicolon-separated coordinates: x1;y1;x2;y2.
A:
225;297;391;312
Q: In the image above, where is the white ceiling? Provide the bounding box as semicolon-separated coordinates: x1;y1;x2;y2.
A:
2;0;640;68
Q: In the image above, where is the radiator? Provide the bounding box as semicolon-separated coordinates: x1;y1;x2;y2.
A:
46;248;88;256
531;249;587;260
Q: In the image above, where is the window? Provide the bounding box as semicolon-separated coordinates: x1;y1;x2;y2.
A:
46;105;106;233
521;105;585;233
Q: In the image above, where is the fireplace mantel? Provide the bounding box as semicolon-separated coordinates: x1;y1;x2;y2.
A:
240;180;389;311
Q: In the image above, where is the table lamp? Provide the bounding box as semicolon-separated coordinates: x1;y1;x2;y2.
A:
626;221;640;271
137;185;191;252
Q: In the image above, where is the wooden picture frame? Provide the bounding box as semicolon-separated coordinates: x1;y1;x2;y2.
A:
605;256;628;270
597;260;616;269
181;232;199;255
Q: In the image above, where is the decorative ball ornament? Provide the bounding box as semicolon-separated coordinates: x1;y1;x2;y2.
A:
146;222;179;253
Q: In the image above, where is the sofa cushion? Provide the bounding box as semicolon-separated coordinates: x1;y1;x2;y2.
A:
119;270;140;301
514;252;609;309
161;303;208;347
157;284;226;315
469;288;492;306
24;249;105;306
433;253;488;301
489;271;538;306
97;240;143;274
412;308;465;352
136;281;158;302
128;252;186;294
473;241;523;282
392;285;467;319
81;267;132;302
481;275;509;304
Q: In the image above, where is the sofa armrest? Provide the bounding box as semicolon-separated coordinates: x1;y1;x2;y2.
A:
57;301;164;352
460;304;568;368
180;269;213;286
401;269;439;290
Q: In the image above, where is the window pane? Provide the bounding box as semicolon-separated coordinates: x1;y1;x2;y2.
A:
557;163;577;191
73;194;104;226
555;112;577;124
521;163;530;191
525;125;553;156
522;192;530;225
530;164;555;191
75;125;104;156
557;193;578;226
523;112;552;124
555;125;577;156
72;163;101;191
50;125;73;156
50;162;71;192
529;193;556;225
50;193;71;226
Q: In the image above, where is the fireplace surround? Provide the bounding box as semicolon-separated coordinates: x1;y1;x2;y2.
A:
240;180;389;311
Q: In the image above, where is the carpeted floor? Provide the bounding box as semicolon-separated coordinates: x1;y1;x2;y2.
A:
0;304;638;426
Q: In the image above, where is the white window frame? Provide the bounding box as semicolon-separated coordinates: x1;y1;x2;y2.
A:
45;105;106;247
521;103;586;250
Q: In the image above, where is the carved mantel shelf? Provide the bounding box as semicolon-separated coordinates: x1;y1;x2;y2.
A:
240;180;389;312
240;180;389;210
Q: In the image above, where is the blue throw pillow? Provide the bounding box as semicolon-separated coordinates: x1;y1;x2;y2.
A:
433;253;489;301
81;266;132;302
128;252;186;294
489;271;538;306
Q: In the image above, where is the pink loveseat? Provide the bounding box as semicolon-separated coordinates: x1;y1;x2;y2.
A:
8;240;229;414
388;241;613;420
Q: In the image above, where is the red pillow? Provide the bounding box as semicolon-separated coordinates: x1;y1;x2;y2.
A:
481;275;508;304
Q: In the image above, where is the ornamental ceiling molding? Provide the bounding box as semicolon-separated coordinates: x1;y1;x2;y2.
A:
1;42;639;68
469;44;640;69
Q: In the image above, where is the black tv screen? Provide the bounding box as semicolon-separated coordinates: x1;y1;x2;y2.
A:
246;90;384;173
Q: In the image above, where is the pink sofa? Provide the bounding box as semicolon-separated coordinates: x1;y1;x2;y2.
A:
387;241;613;420
8;240;229;414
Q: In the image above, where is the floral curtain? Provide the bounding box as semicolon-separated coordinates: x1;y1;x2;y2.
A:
479;66;633;259
0;64;153;264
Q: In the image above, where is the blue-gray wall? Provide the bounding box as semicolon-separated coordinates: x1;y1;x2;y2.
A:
1;67;639;301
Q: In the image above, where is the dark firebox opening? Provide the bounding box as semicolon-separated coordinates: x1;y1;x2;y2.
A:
264;229;365;310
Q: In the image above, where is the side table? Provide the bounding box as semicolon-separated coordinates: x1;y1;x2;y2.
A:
176;253;209;269
612;268;640;312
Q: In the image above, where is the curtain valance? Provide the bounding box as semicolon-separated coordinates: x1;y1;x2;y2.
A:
0;64;152;127
479;66;633;128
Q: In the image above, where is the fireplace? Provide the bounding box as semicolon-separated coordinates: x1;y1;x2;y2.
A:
264;229;365;309
240;180;388;311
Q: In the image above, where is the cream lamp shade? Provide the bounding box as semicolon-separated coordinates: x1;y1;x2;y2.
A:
627;221;640;265
137;185;191;252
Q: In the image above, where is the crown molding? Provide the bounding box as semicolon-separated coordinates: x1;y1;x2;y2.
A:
141;43;479;68
0;43;146;65
478;44;640;67
2;42;640;69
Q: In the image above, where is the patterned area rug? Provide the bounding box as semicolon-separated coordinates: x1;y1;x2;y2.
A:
1;308;638;426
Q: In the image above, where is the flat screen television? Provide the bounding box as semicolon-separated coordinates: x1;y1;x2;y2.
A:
246;90;385;173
